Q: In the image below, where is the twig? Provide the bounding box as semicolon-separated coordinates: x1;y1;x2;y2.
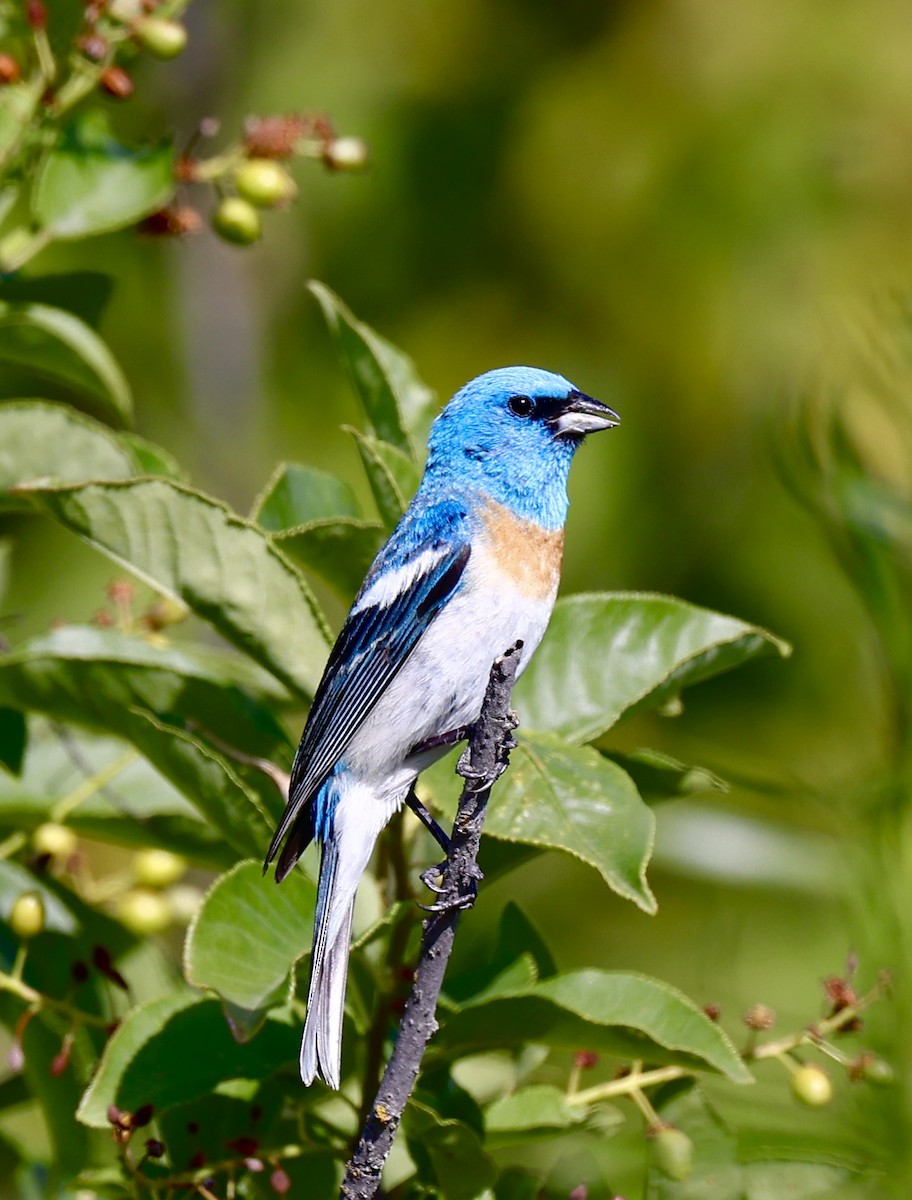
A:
339;642;522;1199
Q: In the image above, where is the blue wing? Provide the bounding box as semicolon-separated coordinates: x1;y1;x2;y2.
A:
266;499;471;879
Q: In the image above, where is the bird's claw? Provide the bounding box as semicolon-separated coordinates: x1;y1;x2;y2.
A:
417;862;482;913
419;864;447;894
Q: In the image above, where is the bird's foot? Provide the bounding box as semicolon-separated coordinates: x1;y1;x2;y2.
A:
417;862;483;914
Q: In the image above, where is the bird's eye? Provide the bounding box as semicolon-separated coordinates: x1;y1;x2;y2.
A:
508;395;534;418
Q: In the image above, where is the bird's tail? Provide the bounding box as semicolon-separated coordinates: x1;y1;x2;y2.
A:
300;785;388;1088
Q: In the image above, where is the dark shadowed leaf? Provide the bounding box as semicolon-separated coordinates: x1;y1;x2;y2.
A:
436;970;752;1083
185;859;316;1014
310;280;435;455
0;708;25;775
0;272;114;328
274;517;384;600
0;401;138;510
17;478;332;697
348;427;422;528
485;734;656;912
514;593;790;743
0;301;132;424
76;993;298;1126
32;110;174;238
251;461;360;530
404;1102;497;1200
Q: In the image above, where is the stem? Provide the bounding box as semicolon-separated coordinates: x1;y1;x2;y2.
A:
340;644;522;1199
566;1065;689;1108
0;968;110;1028
50;749;137;823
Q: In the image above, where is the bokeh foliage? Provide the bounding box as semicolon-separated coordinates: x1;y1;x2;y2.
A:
3;0;912;1195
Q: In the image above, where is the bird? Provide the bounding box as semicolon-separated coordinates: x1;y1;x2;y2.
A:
264;365;619;1088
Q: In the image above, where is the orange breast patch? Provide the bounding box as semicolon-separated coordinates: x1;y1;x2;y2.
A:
480;498;564;599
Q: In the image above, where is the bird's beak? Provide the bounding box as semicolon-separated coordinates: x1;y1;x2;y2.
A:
551;391;621;438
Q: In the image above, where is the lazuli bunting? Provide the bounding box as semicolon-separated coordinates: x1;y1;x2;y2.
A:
265;366;619;1087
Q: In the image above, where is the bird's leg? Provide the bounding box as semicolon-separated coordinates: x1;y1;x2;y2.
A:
408;725;469;757
405;787;450;853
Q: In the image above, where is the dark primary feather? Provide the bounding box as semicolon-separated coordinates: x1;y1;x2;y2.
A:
265;513;471;875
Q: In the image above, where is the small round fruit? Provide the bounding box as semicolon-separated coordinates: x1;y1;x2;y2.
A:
212;197;261;245
653;1126;693;1181
862;1056;895;1086
10;891;45;940
234;159;296;208
165;883;204;924
132;848;187;889
116;889;172;936
791;1063;833;1107
136;18;188;59
323;136;369;171
32;822;78;861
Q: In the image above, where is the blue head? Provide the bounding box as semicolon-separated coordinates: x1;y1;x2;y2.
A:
422;366;619;529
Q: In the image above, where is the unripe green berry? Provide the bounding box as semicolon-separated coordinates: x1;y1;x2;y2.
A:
32;822;78;861
132;848;187;889
116;888;172;936
862;1056;895;1086
323;136;369;172
791;1063;833;1107
652;1126;693;1181
136;18;188;59
212;197;261;245
234;159;297;208
10;891;45;940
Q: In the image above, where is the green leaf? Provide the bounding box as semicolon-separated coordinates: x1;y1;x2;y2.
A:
251;462;360;531
404;1102;497;1200
436;969;752;1083
485;734;656;913
274;517;384;600
0;726;234;867
604;748;728;804
118;432;185;479
0;626;290;850
0;301;132;424
17;478;332;697
0;272;114;328
0;707;25;775
309;280;435;455
349;427;422;528
32;110;175;239
0;400;138;510
448;902;555;1003
485;1085;583;1135
185;860;316;1017
76;993;298;1126
514;593;791;743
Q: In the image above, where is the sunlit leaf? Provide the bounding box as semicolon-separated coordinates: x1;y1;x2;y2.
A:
17;478;332;697
251;462;360;531
604;747;728;804
32;110;174;239
348;427;421;528
0;627;290;850
485;734;656;913
310;280;435;455
76;993;298;1126
514;593;791;743
274;517;384;600
185;860;316;1015
0;401;137;510
436;969;752;1083
0;301;132;424
485;1085;583;1135
118;432;185;480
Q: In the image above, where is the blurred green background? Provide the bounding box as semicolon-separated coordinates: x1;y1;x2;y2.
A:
8;0;912;1192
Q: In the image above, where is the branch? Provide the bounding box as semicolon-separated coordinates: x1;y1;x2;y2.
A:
340;641;523;1199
